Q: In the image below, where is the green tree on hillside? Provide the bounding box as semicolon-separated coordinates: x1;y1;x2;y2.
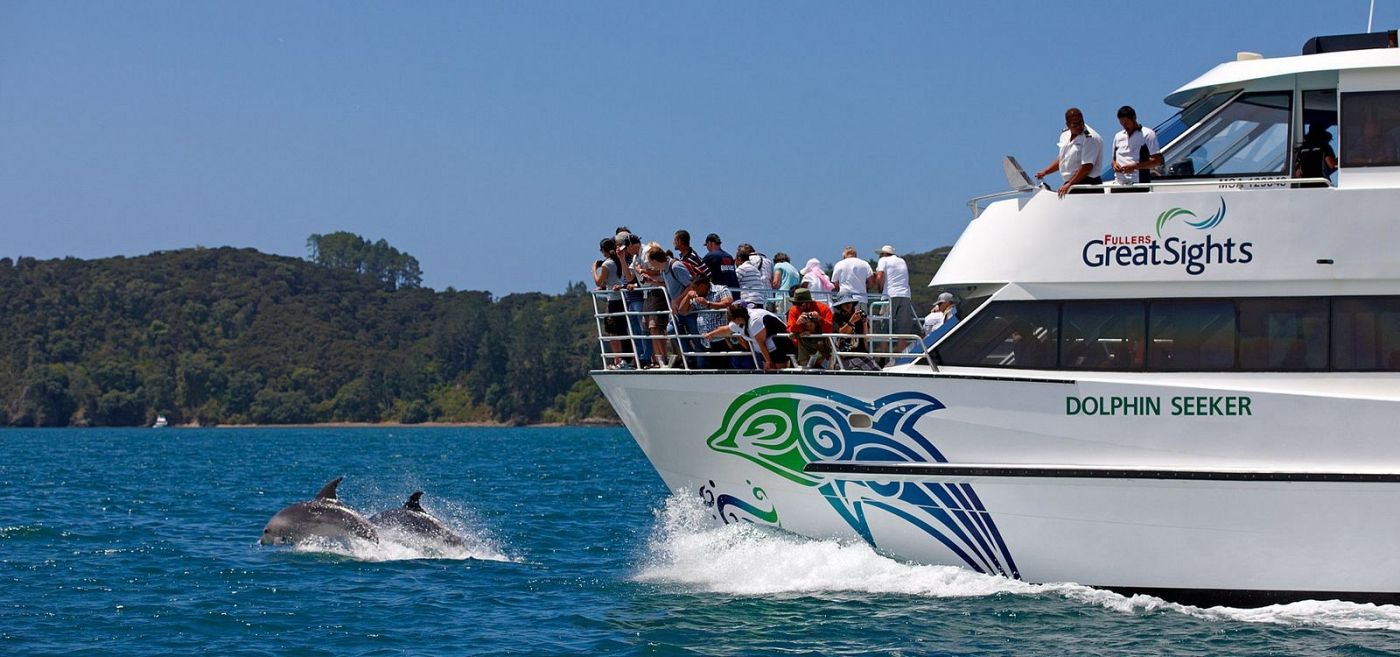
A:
0;244;948;427
306;231;423;290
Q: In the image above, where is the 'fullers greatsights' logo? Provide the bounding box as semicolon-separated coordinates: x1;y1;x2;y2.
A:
1155;199;1226;237
1082;196;1254;276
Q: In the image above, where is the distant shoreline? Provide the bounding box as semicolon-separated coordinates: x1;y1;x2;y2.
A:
171;418;623;429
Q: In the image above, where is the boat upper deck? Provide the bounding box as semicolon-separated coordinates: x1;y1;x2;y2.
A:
941;38;1400;296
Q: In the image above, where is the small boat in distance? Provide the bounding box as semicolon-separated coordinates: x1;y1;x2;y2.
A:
152;415;168;429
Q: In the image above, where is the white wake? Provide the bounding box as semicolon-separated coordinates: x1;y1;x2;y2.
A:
284;494;515;563
635;496;1400;631
290;529;514;563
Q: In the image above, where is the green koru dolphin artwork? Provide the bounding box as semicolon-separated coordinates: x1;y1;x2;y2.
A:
706;384;1019;578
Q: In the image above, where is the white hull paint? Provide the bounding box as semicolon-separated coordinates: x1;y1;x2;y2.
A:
595;369;1400;601
595;44;1400;604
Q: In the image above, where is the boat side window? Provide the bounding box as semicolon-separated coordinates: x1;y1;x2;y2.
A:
936;296;1400;372
1332;297;1400;370
1061;302;1145;370
1339;91;1400;167
1297;89;1339;182
1238;299;1328;371
934;301;1058;368
1160;92;1292;178
1148;300;1236;371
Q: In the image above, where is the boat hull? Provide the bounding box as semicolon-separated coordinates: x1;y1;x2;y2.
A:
595;369;1400;605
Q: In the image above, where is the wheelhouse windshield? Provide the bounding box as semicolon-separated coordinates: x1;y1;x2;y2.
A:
1159;91;1292;178
1153;90;1238;149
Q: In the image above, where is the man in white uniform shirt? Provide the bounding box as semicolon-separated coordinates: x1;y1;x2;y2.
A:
1111;105;1163;187
1035;107;1104;197
873;245;916;349
830;246;873;308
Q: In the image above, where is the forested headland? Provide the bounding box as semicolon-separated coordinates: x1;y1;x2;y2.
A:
0;241;948;427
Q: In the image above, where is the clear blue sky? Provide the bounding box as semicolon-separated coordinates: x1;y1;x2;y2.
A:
2;1;1393;294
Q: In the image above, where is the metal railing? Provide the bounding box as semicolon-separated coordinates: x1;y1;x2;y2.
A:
1064;177;1332;194
590;286;936;372
967;177;1335;218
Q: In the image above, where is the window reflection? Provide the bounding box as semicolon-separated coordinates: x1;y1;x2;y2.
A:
1333;298;1400;370
933;296;1400;372
1340;91;1400;167
1239;299;1328;371
1149;301;1236;370
934;302;1057;368
1153;91;1238;150
1062;302;1144;370
1161;92;1291;177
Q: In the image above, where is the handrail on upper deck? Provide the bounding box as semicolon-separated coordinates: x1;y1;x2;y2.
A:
589;287;936;372
967;177;1335;218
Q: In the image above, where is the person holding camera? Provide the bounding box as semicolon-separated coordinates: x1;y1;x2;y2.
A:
832;291;879;371
786;286;833;369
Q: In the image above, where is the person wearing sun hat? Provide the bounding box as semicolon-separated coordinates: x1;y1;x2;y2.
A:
873;244;915;350
831;290;879;371
786;286;833;368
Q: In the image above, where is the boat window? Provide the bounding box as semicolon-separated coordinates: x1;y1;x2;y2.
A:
1061;302;1145;370
1239;299;1328;371
1297;89;1339;182
932;296;1400;373
1332;297;1400;370
1153;90;1238;149
1160;92;1292;177
1339;91;1400;167
1148;301;1236;370
934;301;1058;368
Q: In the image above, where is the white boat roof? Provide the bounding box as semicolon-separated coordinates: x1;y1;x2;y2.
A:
1165;48;1400;107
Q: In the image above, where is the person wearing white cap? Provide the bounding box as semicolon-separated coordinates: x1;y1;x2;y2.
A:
923;292;959;341
873;245;915;350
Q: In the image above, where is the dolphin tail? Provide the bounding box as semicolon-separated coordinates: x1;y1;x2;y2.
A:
404;491;425;511
315;476;344;501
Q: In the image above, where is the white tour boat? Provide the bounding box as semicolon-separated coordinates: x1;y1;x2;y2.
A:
593;33;1400;606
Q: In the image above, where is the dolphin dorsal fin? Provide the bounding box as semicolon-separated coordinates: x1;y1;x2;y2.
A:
315;476;344;501
404;491;424;512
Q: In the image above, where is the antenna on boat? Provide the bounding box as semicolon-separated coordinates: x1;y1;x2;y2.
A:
1369;0;1376;32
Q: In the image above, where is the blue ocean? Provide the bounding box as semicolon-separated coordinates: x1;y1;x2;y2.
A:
3;427;1399;656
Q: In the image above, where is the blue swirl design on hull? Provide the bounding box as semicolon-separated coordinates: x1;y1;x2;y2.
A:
706;385;1019;578
699;480;780;526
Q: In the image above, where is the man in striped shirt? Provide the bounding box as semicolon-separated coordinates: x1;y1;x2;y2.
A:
672;229;709;279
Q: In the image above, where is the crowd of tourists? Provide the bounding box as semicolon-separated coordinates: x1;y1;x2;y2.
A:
591;227;960;370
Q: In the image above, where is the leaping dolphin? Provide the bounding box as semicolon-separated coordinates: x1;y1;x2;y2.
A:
369;491;465;547
260;477;379;546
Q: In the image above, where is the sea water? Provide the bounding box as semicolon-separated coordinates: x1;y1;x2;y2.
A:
2;427;1398;656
